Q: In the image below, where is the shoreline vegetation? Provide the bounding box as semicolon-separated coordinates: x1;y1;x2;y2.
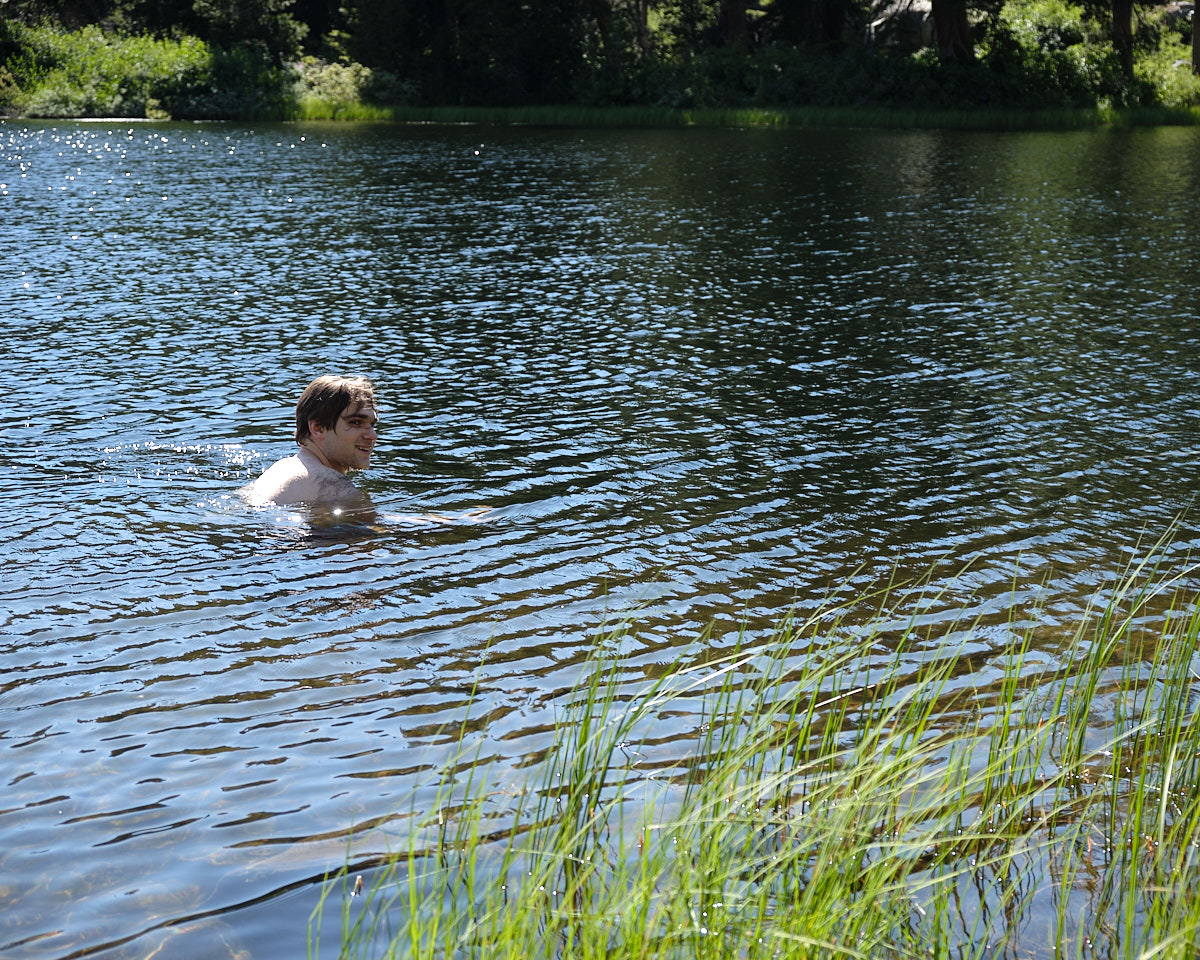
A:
8;102;1200;130
309;546;1200;959
297;102;1200;129
3;0;1200;130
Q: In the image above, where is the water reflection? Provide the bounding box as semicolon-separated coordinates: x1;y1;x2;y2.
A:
3;119;1200;959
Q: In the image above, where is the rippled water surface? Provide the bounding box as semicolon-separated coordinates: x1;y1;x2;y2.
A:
4;118;1200;958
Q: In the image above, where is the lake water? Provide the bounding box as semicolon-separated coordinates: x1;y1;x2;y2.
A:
3;118;1200;959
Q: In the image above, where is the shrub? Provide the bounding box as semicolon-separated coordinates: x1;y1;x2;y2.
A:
3;22;210;118
0;64;21;112
291;56;417;113
169;40;294;119
979;0;1128;106
0;22;305;119
1132;4;1200;107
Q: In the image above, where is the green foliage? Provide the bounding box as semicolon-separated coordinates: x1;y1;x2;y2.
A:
0;0;120;29
654;0;721;55
610;39;1114;112
1132;3;1200;108
979;0;1144;106
974;0;1200;108
172;41;296;119
1000;0;1090;49
0;65;20;111
190;0;306;63
0;21;304;119
2;22;209;118
292;56;417;112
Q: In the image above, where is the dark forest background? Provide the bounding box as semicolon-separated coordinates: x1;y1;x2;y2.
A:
1;0;1198;118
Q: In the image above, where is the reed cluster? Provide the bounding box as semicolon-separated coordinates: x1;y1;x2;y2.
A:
311;551;1200;959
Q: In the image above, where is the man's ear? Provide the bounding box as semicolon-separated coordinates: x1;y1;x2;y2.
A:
308;418;325;439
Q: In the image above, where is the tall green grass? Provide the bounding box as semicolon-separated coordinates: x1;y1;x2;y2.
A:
310;550;1200;959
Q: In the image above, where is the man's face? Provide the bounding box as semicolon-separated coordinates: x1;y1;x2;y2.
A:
310;401;378;474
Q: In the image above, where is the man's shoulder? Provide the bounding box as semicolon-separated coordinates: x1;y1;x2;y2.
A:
244;453;369;511
244;455;301;506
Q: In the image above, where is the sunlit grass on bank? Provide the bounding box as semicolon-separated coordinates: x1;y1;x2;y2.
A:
292;100;1200;130
310;547;1200;960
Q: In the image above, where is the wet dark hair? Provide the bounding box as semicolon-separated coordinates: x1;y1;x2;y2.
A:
294;375;376;443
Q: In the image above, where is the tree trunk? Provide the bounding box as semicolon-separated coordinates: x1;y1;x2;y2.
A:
1192;3;1198;74
930;0;973;61
720;0;747;48
1112;0;1134;79
633;0;650;57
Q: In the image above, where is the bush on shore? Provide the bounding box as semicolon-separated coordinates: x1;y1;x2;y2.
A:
0;20;294;119
0;21;208;118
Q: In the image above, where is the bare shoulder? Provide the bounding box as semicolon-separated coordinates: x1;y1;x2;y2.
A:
244;455;367;509
243;455;308;506
243;452;376;527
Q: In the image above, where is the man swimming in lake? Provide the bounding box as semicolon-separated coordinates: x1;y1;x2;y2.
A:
244;375;378;517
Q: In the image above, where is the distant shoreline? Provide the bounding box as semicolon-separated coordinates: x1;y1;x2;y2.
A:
6;103;1200;131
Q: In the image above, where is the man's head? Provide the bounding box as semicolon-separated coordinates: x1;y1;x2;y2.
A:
295;375;377;444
